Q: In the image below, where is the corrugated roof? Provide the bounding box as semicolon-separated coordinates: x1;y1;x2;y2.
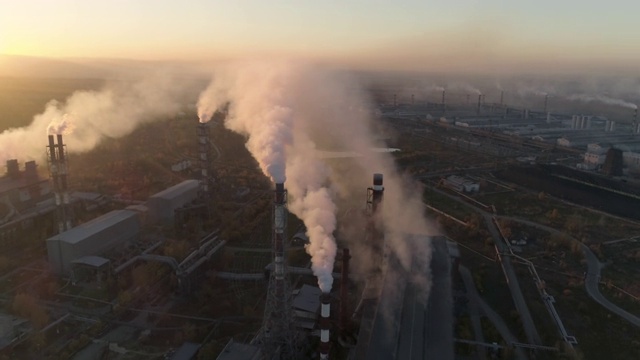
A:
47;210;138;245
149;180;198;201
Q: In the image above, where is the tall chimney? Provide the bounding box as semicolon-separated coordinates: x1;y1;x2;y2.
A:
500;90;504;105
477;94;482;114
319;293;331;360
466;94;470;104
371;173;384;214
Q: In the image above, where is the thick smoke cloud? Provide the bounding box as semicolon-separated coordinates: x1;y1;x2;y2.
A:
197;60;435;295
0;72;194;165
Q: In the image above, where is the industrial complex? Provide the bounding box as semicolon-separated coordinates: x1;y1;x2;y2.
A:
0;81;638;360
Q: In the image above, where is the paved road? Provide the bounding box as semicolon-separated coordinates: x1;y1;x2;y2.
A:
502;216;640;328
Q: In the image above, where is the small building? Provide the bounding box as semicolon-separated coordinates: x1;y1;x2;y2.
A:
147;180;199;224
46;210;140;275
442;175;480;193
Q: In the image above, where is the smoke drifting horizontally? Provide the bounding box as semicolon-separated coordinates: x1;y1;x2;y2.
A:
197;60;435;294
0;72;194;164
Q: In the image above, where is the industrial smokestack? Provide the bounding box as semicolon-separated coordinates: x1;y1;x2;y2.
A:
500;90;504;105
477;94;482;114
319;293;331;360
371;173;384;214
6;159;19;179
48;135;56;163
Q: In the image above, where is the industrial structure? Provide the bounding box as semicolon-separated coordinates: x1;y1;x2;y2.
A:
46;209;140;275
260;182;297;359
47;134;74;233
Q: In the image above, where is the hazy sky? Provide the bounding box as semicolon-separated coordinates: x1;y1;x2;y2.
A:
1;0;639;72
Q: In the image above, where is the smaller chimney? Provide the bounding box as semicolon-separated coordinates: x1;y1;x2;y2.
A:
6;159;19;179
500;90;504;105
477;94;482;114
24;161;37;182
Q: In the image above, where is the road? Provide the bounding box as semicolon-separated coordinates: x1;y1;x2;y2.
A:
425;185;542;346
502;216;640;328
458;266;487;360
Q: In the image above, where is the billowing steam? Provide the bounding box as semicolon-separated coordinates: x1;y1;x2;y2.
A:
567;94;637;110
0;72;194;164
197;60;435;296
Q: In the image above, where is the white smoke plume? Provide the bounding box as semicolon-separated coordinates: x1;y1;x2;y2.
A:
447;82;481;95
197;60;435;295
0;71;194;165
567;94;637;110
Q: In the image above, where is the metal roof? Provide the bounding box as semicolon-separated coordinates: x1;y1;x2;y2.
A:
149;180;199;201
292;284;322;313
71;256;110;268
47;210;138;245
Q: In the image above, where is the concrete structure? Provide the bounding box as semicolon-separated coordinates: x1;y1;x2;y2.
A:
147;180;199;224
442;175;480;193
0;160;51;215
319;293;331;359
46;210;140;275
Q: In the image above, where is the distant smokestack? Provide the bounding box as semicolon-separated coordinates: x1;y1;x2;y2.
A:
441;90;445;106
466;94;470;104
500;91;504;105
6;159;19;179
48;135;56;163
477;94;482;114
319;293;331;360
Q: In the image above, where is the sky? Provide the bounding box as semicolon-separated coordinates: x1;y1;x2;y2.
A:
1;0;639;73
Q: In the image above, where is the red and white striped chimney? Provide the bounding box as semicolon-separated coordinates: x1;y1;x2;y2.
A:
319;293;331;359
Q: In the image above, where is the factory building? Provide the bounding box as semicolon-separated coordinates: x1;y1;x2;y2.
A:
147;180;199;224
46;210;140;275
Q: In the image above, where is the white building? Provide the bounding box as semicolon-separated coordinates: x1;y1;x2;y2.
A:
580;143;608;170
442;175;480;193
